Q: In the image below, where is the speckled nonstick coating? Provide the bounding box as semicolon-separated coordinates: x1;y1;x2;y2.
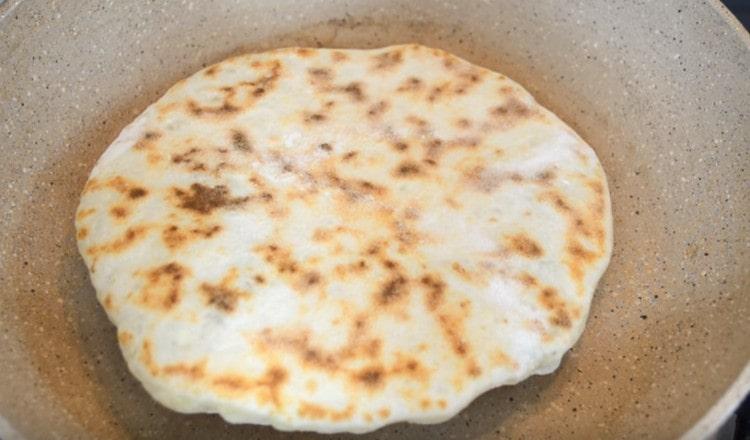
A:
0;1;747;439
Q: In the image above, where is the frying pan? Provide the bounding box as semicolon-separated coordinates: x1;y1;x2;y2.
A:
0;0;748;438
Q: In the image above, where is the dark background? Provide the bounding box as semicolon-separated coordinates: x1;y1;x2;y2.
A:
722;0;750;28
719;3;749;440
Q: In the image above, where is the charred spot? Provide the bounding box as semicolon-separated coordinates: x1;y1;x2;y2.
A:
342;151;359;161
367;100;389;118
395;161;421;177
507;233;544;258
201;283;244;312
254;275;266;284
318;142;332;151
231;129;253;152
174;183;249;214
128;187;147;199
355;366;384;387
377;275;408;305
423;158;437;166
259;192;273;202
143;131;160;140
252;87;266;97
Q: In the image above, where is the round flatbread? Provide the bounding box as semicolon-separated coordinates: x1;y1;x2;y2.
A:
75;44;612;433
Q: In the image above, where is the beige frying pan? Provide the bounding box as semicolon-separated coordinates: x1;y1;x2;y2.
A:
0;1;748;438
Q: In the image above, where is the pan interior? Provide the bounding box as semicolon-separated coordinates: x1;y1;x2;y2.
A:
0;1;748;439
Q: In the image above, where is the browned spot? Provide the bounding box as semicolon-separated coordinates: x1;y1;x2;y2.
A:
174;183;249;214
342;150;358;161
318;142;333;151
438;313;469;357
188;99;238;117
86;225;149;256
134;131;161;150
489;97;535;129
536;169;556;183
162;361;206;381
367;100;389;118
405;115;429;129
109;205;128;219
517;272;539;287
212;374;253;394
372;49;403;70
254;275;266;284
76;227;89;240
204;65;220;77
231;129;253;152
467;361;482;377
378;408;391;419
304;112;327;123
506;233;544;258
421;274;445;311
200;280;249;313
298;402;355;422
427;82;450;102
117;330;133;346
137;262;188;312
353;365;385;388
394;161;421;177
455;118;471;129
102;294;114;311
296;48;313;57
377;275;408;305
340;82;366;101
256;366;288;407
392;141;409;152
396;76;423;92
539;287;572;328
76;208;96;221
140;339;159;376
307;67;332;82
331;51;349;62
438;399;447;409
420;399;432;409
162;224;222;250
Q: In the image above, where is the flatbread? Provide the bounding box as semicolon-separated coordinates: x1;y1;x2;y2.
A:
75;44;612;433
